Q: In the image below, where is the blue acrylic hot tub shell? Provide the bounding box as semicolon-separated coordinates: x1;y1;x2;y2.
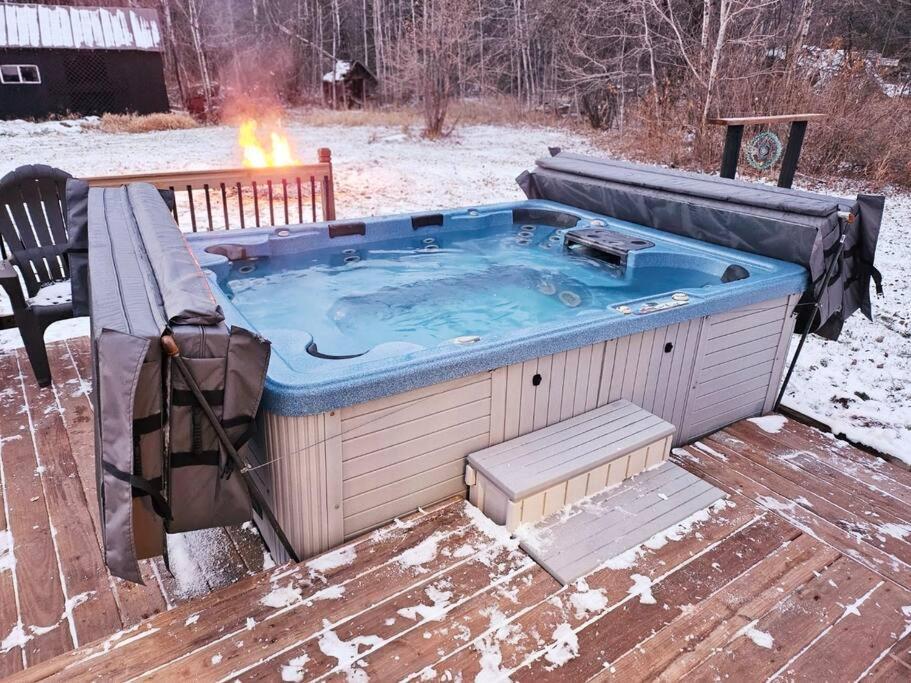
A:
187;200;808;416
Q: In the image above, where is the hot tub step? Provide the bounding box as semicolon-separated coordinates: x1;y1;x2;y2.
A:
465;399;675;531
519;461;726;585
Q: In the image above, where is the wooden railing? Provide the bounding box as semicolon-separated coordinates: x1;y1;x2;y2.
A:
85;148;336;231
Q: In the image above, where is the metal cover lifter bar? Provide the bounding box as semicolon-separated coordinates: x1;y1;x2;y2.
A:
161;334;301;564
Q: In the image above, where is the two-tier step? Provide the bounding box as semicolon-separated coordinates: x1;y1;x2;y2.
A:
465;399;676;530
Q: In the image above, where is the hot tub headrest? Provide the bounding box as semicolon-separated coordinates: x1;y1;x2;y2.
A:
518;151;885;341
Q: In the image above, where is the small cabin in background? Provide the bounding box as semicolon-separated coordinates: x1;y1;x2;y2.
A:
322;60;377;108
0;3;170;120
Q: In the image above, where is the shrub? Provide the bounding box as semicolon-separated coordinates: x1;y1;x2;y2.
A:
98;112;198;134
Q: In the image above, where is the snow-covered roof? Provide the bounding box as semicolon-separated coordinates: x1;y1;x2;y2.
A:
0;3;162;52
323;60;352;83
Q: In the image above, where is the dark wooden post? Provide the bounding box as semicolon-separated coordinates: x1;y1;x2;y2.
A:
777;120;808;189
719;125;745;179
318;147;336;221
708;114;824;185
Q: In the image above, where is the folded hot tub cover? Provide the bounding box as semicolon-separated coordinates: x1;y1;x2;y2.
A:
76;182;270;583
518;151;884;341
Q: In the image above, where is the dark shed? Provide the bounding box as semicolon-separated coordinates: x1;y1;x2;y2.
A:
322;59;377;108
0;3;169;120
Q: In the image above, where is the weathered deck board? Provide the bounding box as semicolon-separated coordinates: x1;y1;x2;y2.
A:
0;353;74;667
4;338;911;681
674;440;911;591
16;348;124;649
0;340;268;677
684;557;884;680
599;533;841;681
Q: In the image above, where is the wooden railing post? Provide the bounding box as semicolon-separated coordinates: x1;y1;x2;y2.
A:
318;147;337;221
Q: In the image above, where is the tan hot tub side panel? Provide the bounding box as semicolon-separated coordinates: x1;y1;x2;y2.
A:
257;293;799;561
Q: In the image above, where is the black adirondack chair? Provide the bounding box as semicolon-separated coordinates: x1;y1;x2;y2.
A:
0;165;75;387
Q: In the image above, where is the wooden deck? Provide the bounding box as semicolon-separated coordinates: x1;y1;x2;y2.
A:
0;338;268;678
3;337;911;681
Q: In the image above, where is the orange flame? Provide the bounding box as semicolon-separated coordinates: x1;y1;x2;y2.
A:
238;119;299;168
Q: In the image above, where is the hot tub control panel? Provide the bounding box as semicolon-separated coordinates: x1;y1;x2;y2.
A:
615;292;690;316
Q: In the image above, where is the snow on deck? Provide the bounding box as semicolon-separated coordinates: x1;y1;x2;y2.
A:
10;417;911;680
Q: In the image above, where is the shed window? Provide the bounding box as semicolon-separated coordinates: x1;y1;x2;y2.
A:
0;65;41;84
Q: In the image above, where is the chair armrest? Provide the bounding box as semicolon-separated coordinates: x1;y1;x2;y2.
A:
0;259;28;311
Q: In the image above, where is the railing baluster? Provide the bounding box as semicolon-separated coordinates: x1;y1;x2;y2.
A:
282;178;289;225
220;183;229;230
252;181;260;227
310;176;317;222
236;182;245;229
203;183;213;231
169;186;178;225
267;180;275;226
296;177;303;223
186;185;197;232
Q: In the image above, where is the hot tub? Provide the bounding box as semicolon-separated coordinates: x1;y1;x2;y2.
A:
188;200;807;559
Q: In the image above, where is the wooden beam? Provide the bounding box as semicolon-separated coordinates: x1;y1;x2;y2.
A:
707;113;826;126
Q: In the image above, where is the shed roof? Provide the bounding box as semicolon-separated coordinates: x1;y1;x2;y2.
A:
0;3;162;52
322;59;377;83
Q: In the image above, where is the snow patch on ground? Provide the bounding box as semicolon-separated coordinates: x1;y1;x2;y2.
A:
462;501;519;550
369;516;415;543
308;584;346;603
317;621;384;681
543;623;580;669
693;441;728;461
627;574;657;605
0;529;14;573
748;415;788;434
756;495;800;514
736;620;774;649
1;622;30;653
513;521;554;554
569;578;609;620
878;523;911;540
397;581;454;622
397;532;444;572
260;583;303;609
281;653;311;682
307;544;356;575
165;528;241;599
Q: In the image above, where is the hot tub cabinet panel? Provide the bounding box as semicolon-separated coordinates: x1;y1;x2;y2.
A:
253;292;799;561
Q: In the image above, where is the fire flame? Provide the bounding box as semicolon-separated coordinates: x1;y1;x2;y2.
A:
238;119;299;168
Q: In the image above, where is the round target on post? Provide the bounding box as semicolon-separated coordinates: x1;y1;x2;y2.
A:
744;131;783;170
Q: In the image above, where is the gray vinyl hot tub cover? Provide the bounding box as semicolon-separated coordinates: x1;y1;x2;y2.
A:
518;151;884;340
76;182;270;583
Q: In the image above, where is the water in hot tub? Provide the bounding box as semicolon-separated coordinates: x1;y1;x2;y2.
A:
222;223;718;359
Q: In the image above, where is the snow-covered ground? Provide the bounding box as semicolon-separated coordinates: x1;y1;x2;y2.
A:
0;117;907;461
